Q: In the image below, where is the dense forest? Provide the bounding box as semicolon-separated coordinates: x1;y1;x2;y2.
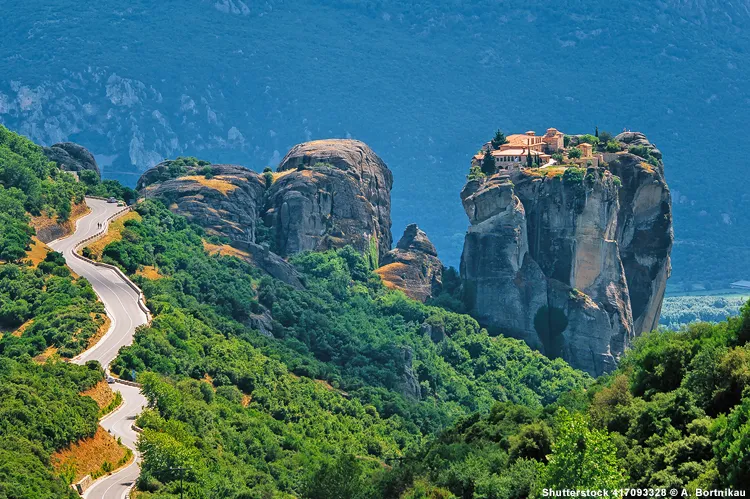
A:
382;307;750;496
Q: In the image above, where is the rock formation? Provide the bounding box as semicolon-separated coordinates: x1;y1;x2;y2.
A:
377;224;443;302
136;139;394;284
460;133;672;376
140;162;266;243
263;139;393;262
43;142;100;177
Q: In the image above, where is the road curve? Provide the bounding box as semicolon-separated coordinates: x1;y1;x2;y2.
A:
50;198;149;499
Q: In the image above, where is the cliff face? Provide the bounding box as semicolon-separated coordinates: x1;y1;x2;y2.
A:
377;224;443;302
460;135;672;376
264;139;393;262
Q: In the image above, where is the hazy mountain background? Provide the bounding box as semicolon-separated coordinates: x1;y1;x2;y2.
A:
2;0;748;290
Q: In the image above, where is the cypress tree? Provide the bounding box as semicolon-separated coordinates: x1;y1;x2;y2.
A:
482;149;496;175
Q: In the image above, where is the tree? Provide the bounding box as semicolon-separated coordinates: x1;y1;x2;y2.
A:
467;165;485;181
481;150;495;175
302;454;364;499
595;126;599;138
605;141;621;153
578;134;600;146
544;409;627;489
599;131;614;144
526;150;533;169
568;147;582;159
78;170;99;186
491;130;508;149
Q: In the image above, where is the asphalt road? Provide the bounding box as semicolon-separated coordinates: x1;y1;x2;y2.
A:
50;198;149;499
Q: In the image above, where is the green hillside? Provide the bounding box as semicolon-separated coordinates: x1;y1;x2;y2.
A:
0;126;113;497
382;306;750;496
98;199;588;496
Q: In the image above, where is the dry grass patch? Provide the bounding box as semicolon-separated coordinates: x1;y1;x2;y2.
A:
81;380;116;410
30;202;90;239
24;237;50;267
11;319;33;338
33;346;58;364
203;240;251;260
80;313;110;350
525;166;568;178
136;265;162;280
376;262;410;291
640;161;655;174
84;211;142;259
52;426;131;482
182;175;239;195
271;169;295;183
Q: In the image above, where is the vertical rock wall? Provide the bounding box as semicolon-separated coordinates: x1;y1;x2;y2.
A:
460;138;673;376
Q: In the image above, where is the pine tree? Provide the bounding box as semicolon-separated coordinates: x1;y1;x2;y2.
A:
595;126;599;138
491;130;508;149
526;148;533;168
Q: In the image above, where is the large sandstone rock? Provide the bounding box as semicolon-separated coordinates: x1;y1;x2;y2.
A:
377;224;443;302
606;152;673;334
140;163;266;243
263;139;393;262
136;140;394;289
229;240;304;289
460;135;672;376
43;142;100;177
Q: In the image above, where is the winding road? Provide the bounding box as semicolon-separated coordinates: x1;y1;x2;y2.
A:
50;198;149;499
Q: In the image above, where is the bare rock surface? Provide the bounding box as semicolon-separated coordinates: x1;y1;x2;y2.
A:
140;163;266;243
264;139;393;261
43;142;100;177
377;224;443;302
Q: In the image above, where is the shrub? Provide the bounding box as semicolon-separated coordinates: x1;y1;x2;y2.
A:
578;134;600;146
567;147;582;159
562;167;585;184
605;140;621;152
467;165;486;181
598;131;614;144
